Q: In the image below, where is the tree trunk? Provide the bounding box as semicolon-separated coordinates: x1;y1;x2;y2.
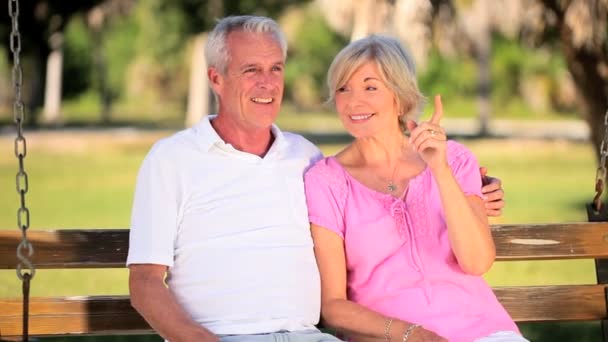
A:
26;48;47;126
462;0;493;136
350;0;373;41
88;7;112;124
185;34;214;127
92;33;112;123
564;46;608;164
42;33;64;125
557;10;608;165
476;41;491;137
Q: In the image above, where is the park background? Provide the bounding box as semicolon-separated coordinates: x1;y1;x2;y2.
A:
0;0;606;341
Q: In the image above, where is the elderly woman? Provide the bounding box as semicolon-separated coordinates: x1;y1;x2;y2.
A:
304;35;527;342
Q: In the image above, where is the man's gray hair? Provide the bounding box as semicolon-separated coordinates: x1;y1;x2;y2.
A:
205;15;287;74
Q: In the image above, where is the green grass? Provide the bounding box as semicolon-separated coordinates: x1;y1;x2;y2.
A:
0;132;598;341
59;91;186;127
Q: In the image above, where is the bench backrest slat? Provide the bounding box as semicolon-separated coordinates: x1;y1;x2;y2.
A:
2;223;608;269
495;285;607;321
0;229;129;269
492;222;608;260
1;285;605;338
0;296;151;337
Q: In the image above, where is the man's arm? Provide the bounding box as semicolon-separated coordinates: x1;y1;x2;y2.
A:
480;167;505;217
129;264;218;342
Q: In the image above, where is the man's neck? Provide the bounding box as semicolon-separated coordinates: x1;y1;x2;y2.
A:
210;115;274;157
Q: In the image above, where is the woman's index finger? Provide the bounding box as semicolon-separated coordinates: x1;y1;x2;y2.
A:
431;94;443;125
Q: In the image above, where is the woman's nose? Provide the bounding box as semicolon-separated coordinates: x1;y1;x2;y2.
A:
345;89;365;105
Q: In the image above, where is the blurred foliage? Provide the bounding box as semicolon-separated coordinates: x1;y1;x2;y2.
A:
134;1;186;73
416;33;576;118
62;15;93;99
0;0;583;125
103;13;138;98
222;0;309;21
0;46;10;108
0;1;105;57
0;0;312;123
0;0;105;122
283;4;348;110
418;49;477;101
491;35;571;110
126;1;188;104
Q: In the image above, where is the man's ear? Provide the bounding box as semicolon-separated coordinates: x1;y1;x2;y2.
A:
208;67;222;92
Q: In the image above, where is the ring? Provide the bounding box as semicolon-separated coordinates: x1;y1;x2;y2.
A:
428;129;437;137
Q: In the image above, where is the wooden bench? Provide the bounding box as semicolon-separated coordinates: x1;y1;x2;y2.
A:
1;223;608;339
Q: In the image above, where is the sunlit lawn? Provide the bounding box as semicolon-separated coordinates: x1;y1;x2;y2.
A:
0;124;597;341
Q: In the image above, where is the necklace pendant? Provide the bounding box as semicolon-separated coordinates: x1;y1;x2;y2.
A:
387;183;397;192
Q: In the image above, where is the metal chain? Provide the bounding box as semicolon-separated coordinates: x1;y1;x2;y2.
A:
593;109;608;211
9;0;35;281
10;1;33;340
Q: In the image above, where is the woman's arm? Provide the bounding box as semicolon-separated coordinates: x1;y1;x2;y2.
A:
311;224;446;341
408;95;495;275
433;167;495;275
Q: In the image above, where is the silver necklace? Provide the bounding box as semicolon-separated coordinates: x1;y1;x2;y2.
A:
387;161;401;193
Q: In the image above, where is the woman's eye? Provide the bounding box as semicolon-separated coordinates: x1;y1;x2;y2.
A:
366;86;377;91
337;87;347;92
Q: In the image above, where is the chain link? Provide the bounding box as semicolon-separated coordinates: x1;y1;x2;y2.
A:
593;110;608;212
9;0;35;281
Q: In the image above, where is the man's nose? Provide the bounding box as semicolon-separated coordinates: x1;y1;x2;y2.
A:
256;72;277;88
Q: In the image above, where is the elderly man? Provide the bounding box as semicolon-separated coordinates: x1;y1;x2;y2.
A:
127;15;505;342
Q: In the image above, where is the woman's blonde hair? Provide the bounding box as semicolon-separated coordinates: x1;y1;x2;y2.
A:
326;35;425;132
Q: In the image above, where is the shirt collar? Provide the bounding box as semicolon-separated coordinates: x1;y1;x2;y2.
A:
193;115;289;155
193;114;224;151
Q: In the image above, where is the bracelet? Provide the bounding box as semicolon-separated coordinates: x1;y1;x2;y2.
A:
383;317;394;341
402;324;421;342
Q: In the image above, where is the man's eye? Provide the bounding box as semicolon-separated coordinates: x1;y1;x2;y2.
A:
244;68;256;73
272;66;283;72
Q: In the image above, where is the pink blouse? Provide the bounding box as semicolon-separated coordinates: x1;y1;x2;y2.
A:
304;141;519;342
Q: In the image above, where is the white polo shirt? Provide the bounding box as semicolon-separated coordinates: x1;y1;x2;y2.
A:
127;116;323;335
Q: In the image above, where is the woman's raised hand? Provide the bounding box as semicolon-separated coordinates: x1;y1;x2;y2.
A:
407;95;448;172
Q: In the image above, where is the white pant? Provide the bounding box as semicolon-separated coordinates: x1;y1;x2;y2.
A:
219;329;526;342
219;329;343;342
474;331;530;342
